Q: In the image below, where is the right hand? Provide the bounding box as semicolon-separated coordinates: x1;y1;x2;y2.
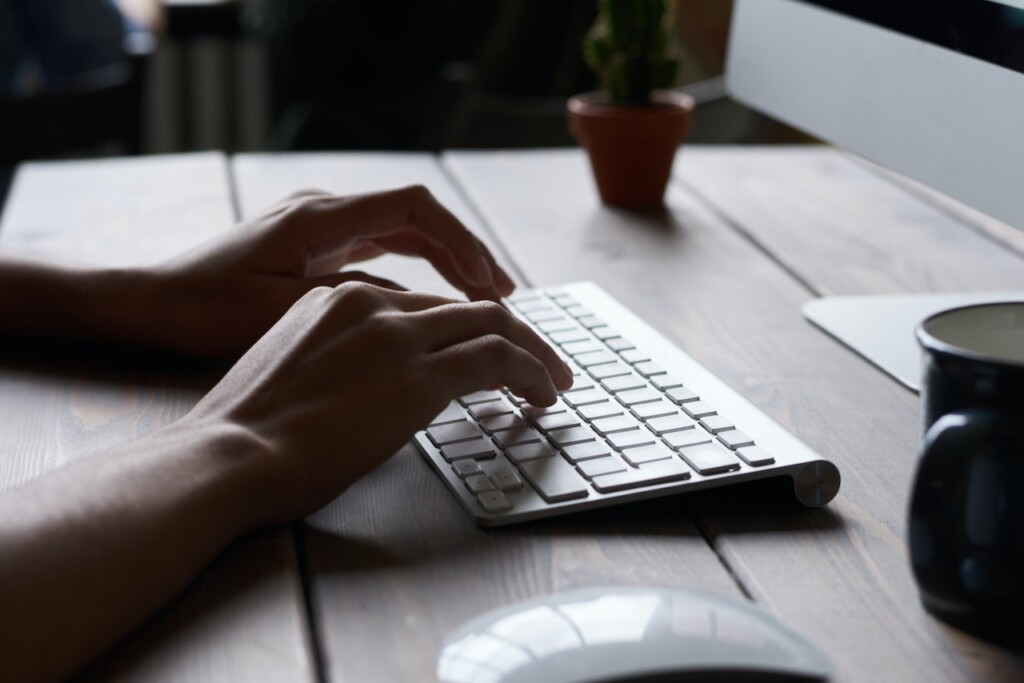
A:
184;282;574;525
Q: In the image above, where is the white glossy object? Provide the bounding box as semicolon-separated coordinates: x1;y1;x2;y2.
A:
437;586;831;683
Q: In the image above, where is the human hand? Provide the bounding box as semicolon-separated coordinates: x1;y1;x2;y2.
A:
184;282;574;525
129;186;515;357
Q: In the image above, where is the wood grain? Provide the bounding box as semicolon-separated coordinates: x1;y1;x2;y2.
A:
0;153;315;682
231;153;745;683
445;148;1024;682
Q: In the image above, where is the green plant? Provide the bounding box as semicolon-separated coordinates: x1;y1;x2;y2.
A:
583;0;680;106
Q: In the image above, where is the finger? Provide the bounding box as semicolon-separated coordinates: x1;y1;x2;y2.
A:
359;231;506;301
429;335;561;407
304;270;407;292
298;186;496;289
305;243;383;276
410;301;573;390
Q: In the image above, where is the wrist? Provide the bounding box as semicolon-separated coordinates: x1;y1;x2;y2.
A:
154;417;281;537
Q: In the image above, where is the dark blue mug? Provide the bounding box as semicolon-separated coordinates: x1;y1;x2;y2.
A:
910;302;1024;645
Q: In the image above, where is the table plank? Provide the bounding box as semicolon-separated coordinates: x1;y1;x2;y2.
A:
444;148;1024;682
0;153;315;682
231;153;745;683
674;146;1024;296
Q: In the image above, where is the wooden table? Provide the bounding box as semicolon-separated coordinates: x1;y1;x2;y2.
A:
2;148;1023;682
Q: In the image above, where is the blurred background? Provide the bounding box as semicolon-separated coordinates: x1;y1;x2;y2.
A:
0;0;805;211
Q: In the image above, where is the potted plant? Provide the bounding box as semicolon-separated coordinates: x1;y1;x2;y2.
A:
569;0;694;207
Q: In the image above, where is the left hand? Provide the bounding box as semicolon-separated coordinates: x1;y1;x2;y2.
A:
126;185;516;356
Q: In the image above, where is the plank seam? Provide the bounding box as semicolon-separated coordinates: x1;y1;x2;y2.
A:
438;155;534;289
672;174;823;299
292;523;329;683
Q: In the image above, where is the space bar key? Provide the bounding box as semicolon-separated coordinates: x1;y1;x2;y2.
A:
591;458;691;493
517;457;590;502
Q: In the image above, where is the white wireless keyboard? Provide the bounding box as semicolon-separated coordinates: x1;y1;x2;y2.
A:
414;282;840;527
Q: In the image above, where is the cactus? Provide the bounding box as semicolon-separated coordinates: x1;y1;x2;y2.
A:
583;0;680;106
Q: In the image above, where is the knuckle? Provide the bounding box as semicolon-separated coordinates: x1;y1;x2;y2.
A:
476;334;512;366
401;183;431;203
330;280;384;316
469;299;508;324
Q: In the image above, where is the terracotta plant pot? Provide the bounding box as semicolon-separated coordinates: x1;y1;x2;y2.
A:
568;90;695;207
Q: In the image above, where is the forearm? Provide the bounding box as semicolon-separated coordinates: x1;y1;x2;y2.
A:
0;419;272;681
0;254;152;345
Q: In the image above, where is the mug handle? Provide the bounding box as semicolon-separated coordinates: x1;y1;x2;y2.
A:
909;410;1016;601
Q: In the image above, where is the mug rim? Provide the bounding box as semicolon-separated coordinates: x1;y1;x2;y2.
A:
916;301;1024;370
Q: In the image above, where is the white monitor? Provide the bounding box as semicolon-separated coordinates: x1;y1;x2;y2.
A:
726;0;1024;390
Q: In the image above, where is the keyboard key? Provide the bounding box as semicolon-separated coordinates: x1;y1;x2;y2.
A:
524;309;566;323
489;468;525;491
538;318;578;334
589;326;619;340
650;374;684;391
616;387;663;406
578;401;625;421
532;411;583;432
517;458;590;502
563;339;605;356
452;460;483;477
678;442;741;475
577;315;605;329
564;375;597;392
494;427;544;447
591;414;644;436
591;458;690;492
479;413;530;434
666;386;699;404
562;440;613;462
646;413;697;435
682;401;717;419
465;473;497;494
600;374;647;394
621;443;675;466
476;490;512;513
576;455;628;479
719;430;755;450
699;415;734;434
440;438;497;462
736;445;775;466
589;362;632;380
429;402;465;425
634;361;667;378
428;421;483;445
631;399;677;420
605;337;634;352
564;304;591;318
548;425;599;447
468;399;514;420
563;389;612;408
575;350;617;367
505;442;556;463
460;390;504;405
507;291;542;304
511;298;550;312
549;293;576;306
607;429;657;450
549;328;589;345
620;349;650;364
662;429;712;450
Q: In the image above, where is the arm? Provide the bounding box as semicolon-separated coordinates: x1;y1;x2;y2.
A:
0;284;573;681
0;185;515;356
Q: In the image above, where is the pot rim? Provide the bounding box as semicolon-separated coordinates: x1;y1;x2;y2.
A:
568;90;695;118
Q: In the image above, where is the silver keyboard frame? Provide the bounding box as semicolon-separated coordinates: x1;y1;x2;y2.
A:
414;282;840;527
